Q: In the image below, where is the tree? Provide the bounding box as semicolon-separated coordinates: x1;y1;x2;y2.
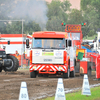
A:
5;21;41;35
81;0;100;37
68;9;83;24
46;0;71;31
6;21;22;34
24;22;41;35
46;16;64;31
47;0;71;21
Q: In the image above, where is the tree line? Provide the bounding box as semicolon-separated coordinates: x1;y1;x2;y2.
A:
0;0;99;37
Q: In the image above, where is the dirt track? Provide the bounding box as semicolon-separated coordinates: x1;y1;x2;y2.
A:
0;69;100;100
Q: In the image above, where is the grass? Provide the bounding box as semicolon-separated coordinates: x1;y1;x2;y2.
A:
41;86;100;100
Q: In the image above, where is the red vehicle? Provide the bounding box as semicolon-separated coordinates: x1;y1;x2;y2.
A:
0;40;19;72
64;24;94;76
0;34;30;68
26;31;76;78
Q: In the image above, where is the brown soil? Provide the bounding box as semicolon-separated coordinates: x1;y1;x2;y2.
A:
0;70;99;100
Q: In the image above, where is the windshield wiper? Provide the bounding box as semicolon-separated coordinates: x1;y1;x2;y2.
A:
50;47;57;49
51;47;65;49
34;47;43;49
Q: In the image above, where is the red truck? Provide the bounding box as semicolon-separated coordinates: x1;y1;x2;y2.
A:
26;31;76;78
64;24;94;76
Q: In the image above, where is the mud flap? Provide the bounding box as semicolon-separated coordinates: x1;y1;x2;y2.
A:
0;67;2;72
75;61;80;73
87;62;91;77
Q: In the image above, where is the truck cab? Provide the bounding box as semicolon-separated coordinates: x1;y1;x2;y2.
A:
26;31;75;78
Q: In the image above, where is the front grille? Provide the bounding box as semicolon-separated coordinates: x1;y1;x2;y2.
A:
0;51;6;59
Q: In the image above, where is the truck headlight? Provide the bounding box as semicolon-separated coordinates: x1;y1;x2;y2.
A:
59;66;63;70
33;66;37;70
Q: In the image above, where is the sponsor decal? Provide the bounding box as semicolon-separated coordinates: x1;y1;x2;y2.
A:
55;51;62;56
35;51;40;56
42;52;54;56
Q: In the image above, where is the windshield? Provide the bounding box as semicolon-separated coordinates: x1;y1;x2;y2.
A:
32;38;65;49
68;33;80;40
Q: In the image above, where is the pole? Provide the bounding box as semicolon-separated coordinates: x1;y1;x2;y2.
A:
21;19;23;68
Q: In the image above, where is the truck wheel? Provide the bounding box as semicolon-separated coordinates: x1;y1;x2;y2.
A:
0;67;2;72
88;62;91;77
74;58;76;67
70;70;75;77
63;68;70;78
28;60;30;67
3;55;19;72
88;68;91;76
30;71;36;78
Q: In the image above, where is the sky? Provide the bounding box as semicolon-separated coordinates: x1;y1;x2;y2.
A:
45;0;80;10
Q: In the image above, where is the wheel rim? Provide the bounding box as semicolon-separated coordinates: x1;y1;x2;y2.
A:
5;59;14;70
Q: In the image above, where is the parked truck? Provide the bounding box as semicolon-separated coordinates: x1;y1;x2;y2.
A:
64;24;94;76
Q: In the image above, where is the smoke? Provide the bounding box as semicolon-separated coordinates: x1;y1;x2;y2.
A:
9;0;48;30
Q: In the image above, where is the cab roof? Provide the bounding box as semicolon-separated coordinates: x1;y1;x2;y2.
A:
32;31;68;38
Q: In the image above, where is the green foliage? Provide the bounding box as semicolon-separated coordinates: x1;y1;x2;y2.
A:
83;34;97;40
24;21;41;35
5;22;22;34
68;9;83;24
47;0;71;20
46;0;71;31
46;16;64;31
4;21;41;35
81;0;100;37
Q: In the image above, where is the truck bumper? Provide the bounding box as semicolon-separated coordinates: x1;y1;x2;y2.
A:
29;64;67;74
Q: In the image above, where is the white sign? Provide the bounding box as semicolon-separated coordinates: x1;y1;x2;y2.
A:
82;74;91;95
55;78;66;100
19;82;29;100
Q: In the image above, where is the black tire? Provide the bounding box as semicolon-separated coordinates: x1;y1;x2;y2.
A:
30;71;36;78
0;67;2;72
3;55;19;72
70;70;75;77
63;68;70;78
74;58;76;67
88;62;91;77
70;59;75;77
88;68;91;77
28;60;30;66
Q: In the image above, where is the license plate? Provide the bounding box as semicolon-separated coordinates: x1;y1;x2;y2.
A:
44;59;52;61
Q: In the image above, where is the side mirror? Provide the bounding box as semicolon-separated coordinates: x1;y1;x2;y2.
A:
94;36;97;42
68;40;72;47
3;46;6;50
8;41;10;45
65;40;68;48
26;39;29;48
